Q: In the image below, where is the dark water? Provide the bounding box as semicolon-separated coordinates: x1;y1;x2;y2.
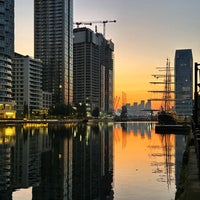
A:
0;122;187;200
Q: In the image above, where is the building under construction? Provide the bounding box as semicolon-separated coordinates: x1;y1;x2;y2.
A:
73;27;114;114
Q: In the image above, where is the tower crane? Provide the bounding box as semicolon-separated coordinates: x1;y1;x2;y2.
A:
73;22;92;28
73;20;116;37
90;20;116;37
114;96;120;111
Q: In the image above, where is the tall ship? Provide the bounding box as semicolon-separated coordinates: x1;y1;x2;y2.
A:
149;59;177;125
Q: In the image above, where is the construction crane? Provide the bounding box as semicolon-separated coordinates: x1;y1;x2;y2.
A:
73;22;92;28
91;20;116;37
114;96;120;111
122;91;127;106
73;20;116;37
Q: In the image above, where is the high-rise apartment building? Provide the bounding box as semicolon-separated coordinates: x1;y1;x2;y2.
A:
34;0;73;105
104;40;114;113
174;49;193;116
73;28;114;114
12;53;43;118
0;0;15;118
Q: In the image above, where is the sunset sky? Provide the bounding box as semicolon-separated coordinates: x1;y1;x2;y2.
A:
15;0;200;107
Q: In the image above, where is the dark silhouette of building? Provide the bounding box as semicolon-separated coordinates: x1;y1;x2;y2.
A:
174;49;193;116
34;0;73;105
73;27;114;114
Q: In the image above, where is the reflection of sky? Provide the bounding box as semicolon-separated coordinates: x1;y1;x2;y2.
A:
114;122;176;200
13;188;32;200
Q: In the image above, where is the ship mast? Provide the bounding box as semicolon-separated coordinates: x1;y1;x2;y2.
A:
149;59;174;111
163;59;172;111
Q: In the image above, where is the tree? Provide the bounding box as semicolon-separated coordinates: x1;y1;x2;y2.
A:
50;104;68;116
66;104;73;116
92;107;100;118
75;103;87;118
23;102;28;118
120;105;127;119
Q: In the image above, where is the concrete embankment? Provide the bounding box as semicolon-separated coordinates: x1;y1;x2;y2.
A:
0;118;85;125
175;130;200;200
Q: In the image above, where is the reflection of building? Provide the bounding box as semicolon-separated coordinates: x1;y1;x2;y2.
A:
12;53;43;117
32;126;73;200
34;0;73;105
120;122;153;138
0;0;16;119
174;49;193;116
0;124;114;199
13;127;45;189
0;126;15;199
175;135;186;188
73;27;114;114
0;125;51;199
73;124;113;199
0;142;12;197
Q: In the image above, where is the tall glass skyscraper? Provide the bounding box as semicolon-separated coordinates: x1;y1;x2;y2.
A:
34;0;73;105
0;0;15;118
174;49;193;116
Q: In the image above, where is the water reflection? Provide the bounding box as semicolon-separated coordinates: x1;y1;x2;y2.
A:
119;122;153;138
113;122;187;200
0;122;187;200
0;123;113;200
150;134;175;188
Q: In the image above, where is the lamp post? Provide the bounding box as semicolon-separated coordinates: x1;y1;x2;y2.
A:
194;62;200;126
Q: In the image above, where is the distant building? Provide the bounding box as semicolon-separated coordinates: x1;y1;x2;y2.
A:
73;27;114;114
34;0;73;105
174;49;193;116
0;0;15;118
145;100;151;110
12;53;43;118
126;100;152;117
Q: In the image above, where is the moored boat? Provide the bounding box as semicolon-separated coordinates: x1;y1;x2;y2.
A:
158;110;177;125
149;59;176;125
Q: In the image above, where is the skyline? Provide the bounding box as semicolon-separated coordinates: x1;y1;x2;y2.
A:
15;0;200;107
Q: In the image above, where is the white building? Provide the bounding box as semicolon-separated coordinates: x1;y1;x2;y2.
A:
12;53;43;117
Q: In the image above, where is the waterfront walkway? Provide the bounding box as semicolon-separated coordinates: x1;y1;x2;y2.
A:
176;130;200;200
0;118;85;125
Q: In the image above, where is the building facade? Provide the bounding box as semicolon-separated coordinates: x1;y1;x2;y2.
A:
0;0;15;118
34;0;73;105
12;53;43;118
174;49;193;116
73;28;114;114
42;91;52;111
103;40;114;114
